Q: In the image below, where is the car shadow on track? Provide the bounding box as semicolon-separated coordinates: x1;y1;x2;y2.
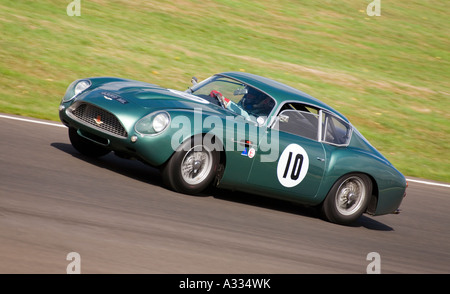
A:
52;142;394;231
208;187;393;231
51;142;163;186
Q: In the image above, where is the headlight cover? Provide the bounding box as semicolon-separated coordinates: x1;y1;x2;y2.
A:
62;79;92;102
135;111;171;135
74;80;91;96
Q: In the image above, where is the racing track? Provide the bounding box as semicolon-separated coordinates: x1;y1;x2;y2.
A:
0;114;449;274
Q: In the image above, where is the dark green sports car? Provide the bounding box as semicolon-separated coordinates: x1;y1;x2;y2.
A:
59;72;406;225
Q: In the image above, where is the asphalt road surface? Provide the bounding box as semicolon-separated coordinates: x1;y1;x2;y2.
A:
1;114;449;274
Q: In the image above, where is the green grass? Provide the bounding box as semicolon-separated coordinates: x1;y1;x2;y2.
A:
0;0;448;182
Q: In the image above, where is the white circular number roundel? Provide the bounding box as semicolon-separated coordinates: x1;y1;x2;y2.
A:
276;144;310;188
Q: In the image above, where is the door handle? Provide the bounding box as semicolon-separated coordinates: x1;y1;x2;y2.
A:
238;140;255;147
316;157;325;162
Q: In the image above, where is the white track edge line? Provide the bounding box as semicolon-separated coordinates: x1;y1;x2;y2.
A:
1;114;449;188
405;178;450;188
0;114;66;128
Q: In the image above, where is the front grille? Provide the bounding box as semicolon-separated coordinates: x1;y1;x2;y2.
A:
69;103;127;138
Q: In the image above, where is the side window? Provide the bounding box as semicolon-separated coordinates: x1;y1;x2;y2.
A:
273;109;319;141
321;112;352;145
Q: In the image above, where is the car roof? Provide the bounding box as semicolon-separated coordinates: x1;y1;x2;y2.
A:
219;71;348;122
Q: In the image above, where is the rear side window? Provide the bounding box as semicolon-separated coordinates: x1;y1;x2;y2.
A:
273;109;319;141
272;102;352;146
321;112;352;146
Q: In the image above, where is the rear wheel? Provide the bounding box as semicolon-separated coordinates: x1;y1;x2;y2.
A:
321;173;372;225
161;135;219;195
68;127;110;158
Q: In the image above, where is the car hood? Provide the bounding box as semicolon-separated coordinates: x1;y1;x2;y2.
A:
80;77;230;117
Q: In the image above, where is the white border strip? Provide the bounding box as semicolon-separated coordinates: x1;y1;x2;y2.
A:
0;114;66;128
405;178;450;188
1;114;449;188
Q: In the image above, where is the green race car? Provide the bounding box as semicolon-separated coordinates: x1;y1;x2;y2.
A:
59;72;406;225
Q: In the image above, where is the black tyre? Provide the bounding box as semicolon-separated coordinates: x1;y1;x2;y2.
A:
161;135;219;195
321;173;372;225
68;127;110;158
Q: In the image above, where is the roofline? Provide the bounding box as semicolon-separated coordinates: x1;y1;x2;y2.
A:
219;71;348;122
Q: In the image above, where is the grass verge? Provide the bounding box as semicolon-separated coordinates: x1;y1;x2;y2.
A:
0;0;448;182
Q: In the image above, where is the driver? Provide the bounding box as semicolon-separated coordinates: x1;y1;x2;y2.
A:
239;87;274;117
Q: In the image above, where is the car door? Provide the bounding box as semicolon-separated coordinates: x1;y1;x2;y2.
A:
246;108;326;203
217;115;261;187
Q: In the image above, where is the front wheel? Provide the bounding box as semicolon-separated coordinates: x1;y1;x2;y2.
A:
321;173;372;225
161;136;219;195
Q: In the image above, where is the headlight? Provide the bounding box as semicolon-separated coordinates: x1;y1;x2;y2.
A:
135;112;170;135
153;113;170;132
74;80;91;96
62;79;92;102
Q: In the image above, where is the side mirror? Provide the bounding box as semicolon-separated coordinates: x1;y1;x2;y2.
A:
191;76;198;86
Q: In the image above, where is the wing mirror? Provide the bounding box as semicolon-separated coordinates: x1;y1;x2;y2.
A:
187;76;198;93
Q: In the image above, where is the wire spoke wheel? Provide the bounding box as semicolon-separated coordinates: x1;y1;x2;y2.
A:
335;176;366;216
161;135;219;195
180;145;213;185
321;173;372;225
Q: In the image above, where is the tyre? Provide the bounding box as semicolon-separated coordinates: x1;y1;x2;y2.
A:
161;135;219;195
321;173;372;225
68;127;110;158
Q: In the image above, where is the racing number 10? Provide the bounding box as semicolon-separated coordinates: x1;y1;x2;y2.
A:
277;144;309;188
282;152;304;180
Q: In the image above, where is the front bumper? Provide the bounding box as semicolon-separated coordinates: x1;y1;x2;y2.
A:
59;101;175;167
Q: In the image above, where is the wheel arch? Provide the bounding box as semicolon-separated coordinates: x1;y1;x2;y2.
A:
365;173;379;215
162;131;227;185
318;171;378;206
320;171;375;225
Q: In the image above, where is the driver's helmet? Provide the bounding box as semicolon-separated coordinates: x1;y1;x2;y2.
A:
243;87;261;102
240;87;261;109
